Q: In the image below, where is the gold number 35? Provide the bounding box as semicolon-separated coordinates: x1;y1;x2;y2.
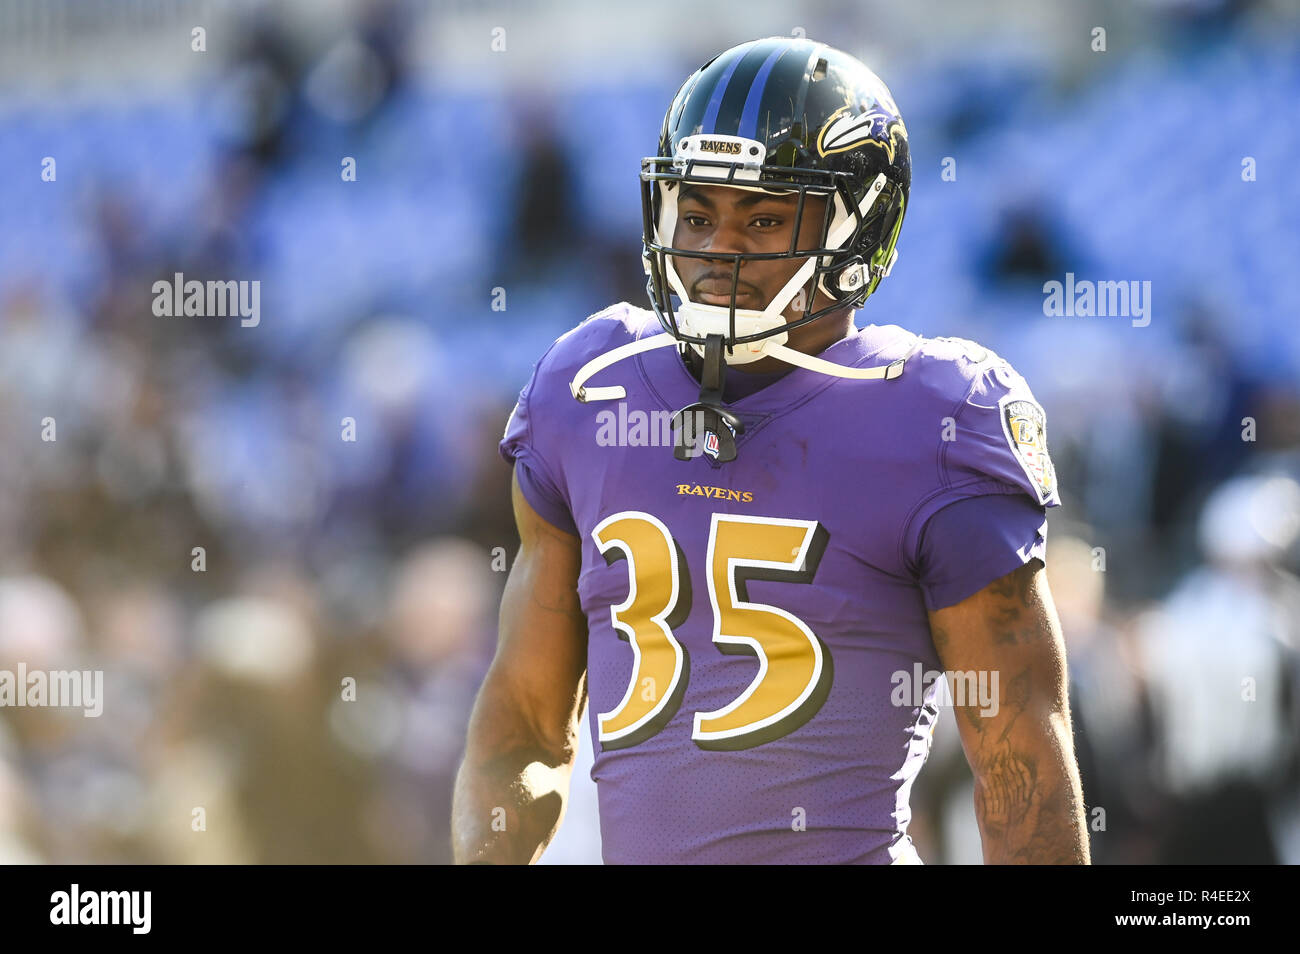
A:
590;511;833;752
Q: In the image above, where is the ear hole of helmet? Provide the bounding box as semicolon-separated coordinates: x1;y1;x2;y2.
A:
815;180;903;301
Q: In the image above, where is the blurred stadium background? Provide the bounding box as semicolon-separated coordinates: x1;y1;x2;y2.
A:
0;0;1297;864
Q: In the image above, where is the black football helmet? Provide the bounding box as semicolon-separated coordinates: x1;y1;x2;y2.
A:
642;35;910;360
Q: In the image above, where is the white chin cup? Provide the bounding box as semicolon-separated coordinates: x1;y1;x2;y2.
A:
675;301;789;365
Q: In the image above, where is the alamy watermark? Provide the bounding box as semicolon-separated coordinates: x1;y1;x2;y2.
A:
595;404;720;458
0;664;103;717
50;884;150;934
152;272;260;327
1043;272;1151;327
891;663;1000;717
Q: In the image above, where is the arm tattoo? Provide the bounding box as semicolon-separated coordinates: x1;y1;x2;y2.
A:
973;668;1035;830
989;562;1040;645
948;562;1089;863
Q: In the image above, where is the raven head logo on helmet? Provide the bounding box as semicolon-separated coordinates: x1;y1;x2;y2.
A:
568;36;916;461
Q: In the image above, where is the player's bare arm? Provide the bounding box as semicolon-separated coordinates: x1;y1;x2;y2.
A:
451;468;588;864
927;559;1090;864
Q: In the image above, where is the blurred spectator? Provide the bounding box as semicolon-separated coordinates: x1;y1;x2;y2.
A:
358;538;494;863
1136;473;1300;862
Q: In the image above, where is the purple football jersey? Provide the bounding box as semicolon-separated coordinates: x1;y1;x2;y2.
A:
500;302;1060;864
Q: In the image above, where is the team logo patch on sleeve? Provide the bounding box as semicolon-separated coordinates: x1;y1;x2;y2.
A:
999;396;1057;504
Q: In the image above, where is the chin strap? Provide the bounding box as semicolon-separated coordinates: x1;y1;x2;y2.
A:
569;332;678;401
570;329;922;402
568;325;923;463
763;339;918;380
669;334;745;462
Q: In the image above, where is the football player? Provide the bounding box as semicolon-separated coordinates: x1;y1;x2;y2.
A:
453;36;1089;864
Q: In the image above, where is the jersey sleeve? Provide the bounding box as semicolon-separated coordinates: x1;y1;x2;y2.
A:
499;358;578;537
901;353;1060;601
913;493;1049;610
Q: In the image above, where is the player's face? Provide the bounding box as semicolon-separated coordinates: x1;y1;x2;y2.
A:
671;183;835;322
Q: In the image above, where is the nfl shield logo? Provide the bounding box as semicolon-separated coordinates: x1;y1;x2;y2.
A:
703;430;721;460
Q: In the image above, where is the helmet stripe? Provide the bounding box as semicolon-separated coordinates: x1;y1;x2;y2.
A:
714;40;784;136
699;42;756;134
737;44;789;140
